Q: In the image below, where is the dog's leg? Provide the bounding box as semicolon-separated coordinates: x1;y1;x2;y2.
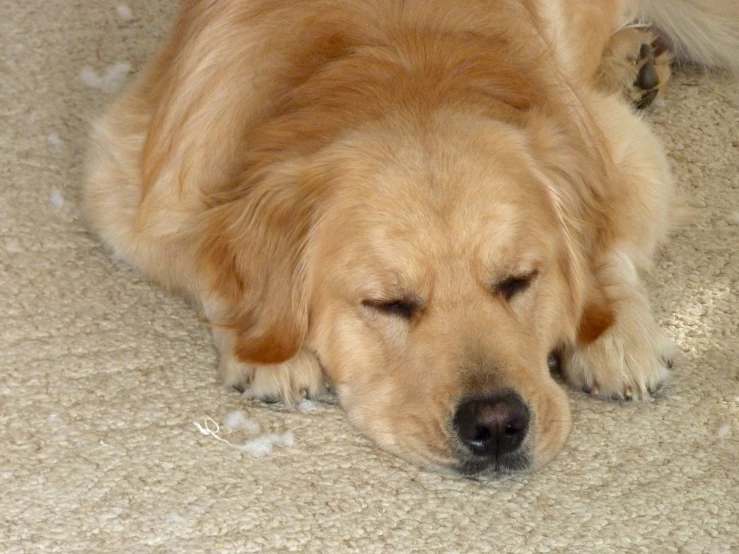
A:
563;250;677;400
559;93;679;400
596;27;673;109
211;325;326;404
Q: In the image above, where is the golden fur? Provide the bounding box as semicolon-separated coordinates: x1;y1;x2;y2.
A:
83;0;735;473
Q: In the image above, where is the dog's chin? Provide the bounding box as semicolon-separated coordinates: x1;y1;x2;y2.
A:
453;448;533;477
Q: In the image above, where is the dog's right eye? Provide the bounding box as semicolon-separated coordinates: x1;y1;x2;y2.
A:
495;270;538;302
362;299;418;320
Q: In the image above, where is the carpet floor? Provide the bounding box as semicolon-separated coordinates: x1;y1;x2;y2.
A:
1;1;737;552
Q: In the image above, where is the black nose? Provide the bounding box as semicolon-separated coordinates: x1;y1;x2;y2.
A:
453;391;530;458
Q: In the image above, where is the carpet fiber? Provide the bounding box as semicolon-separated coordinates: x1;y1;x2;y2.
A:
1;2;737;552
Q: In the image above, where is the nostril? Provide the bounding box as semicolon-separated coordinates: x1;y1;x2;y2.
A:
472;425;492;443
505;422;520;435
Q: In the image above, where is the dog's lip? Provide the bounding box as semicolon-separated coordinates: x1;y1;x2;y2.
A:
453;450;532;476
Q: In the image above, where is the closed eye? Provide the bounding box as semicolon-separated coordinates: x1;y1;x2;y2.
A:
495;271;537;301
362;298;419;320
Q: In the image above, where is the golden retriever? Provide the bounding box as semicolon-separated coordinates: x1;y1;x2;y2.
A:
83;0;739;474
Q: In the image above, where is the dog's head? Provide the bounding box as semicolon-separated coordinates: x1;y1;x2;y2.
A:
197;102;616;474
309;114;583;474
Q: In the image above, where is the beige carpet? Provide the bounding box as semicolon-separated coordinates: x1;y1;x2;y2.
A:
1;1;737;552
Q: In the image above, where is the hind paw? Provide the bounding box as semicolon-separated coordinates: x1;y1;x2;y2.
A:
597;28;673;110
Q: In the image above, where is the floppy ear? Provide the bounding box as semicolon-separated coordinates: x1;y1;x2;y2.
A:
576;277;615;345
526;109;617;346
542;181;616;346
197;162;326;365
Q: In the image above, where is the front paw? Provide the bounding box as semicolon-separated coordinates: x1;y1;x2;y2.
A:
220;348;327;405
563;316;677;401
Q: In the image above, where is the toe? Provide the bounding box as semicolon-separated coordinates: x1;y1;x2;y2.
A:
635;61;660;91
260;395;282;405
651;36;670;57
638;43;654;63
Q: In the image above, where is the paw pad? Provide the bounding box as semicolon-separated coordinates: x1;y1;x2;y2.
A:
635;53;659;90
633;42;664;109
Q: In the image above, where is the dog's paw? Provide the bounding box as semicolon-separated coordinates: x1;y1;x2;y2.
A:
597;28;673;110
631;39;673;109
563;315;677;401
220;349;327;405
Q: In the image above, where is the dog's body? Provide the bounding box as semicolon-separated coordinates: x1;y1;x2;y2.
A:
84;0;739;474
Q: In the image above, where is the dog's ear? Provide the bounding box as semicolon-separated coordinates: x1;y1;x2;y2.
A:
542;182;616;346
197;162;327;365
576;278;615;344
526;108;618;345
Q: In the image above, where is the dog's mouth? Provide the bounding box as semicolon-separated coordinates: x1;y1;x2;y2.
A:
453;448;533;477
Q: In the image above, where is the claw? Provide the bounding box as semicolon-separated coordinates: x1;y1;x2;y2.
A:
548;351;562;373
636;88;659;110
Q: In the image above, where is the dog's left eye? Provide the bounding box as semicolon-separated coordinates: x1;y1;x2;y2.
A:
362;299;418;320
496;272;537;301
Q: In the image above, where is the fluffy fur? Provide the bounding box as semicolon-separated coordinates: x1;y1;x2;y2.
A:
625;0;739;71
83;0;739;474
